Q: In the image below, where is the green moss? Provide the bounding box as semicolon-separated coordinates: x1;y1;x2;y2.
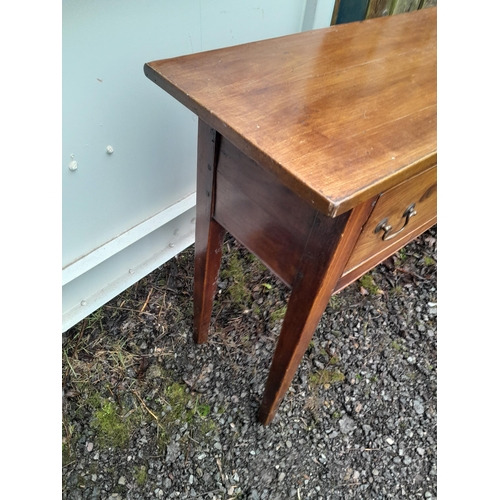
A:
196;403;210;418
423;255;436;266
92;399;130;448
134;465;148;486
359;274;380;295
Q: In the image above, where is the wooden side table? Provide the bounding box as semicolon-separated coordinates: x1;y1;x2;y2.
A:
145;7;436;425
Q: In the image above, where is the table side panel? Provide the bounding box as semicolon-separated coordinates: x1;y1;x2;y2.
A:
213;137;317;287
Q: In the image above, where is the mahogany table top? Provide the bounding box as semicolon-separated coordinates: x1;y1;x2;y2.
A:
145;7;436;217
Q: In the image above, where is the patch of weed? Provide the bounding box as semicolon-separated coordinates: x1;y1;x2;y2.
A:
248;253;268;273
329;295;341;310
62;420;77;466
62;441;72;467
220;252;251;307
87;307;105;331
395;248;408;265
200;418;217;436
164;382;194;422
391;340;403;351
329;355;340;365
310;369;345;387
155;382;218;453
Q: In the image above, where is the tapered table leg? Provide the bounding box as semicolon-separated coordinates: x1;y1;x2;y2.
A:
258;199;375;425
193;120;225;344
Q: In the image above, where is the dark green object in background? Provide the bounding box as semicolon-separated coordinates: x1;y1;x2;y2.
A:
336;0;370;24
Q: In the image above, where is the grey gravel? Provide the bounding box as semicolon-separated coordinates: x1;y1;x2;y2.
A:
414;399;425;415
339;416;357;434
63;227;437;499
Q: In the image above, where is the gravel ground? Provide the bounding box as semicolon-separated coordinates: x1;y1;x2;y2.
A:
62;226;437;500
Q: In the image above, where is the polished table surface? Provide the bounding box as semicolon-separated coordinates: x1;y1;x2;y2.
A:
145;7;436;218
145;7;437;424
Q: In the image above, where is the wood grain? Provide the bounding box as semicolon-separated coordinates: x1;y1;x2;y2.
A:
144;8;436;218
258;197;376;425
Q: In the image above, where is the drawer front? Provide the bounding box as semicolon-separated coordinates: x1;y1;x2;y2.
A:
344;166;437;274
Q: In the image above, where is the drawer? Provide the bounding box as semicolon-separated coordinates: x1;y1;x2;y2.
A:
344;166;437;274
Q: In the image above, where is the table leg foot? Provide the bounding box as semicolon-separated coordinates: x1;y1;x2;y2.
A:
193;218;225;344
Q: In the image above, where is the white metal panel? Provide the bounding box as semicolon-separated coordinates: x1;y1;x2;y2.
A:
62;207;197;331
62;0;336;332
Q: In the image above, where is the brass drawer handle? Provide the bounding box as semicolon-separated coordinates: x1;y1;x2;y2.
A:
374;203;417;241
